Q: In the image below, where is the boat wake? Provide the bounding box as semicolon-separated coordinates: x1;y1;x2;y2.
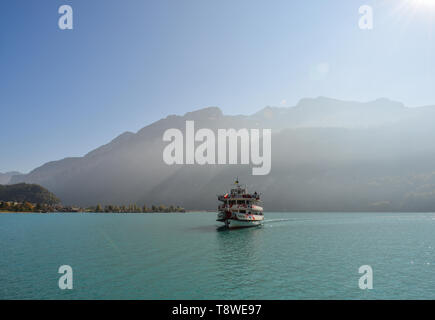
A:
263;218;294;224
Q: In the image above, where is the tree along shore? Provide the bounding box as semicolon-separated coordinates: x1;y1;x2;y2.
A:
92;204;186;213
0;201;185;213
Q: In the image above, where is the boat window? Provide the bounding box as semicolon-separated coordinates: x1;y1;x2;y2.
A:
240;210;246;213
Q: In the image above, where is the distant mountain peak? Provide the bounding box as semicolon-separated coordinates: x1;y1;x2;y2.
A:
253;105;287;119
368;97;405;108
294;96;406;110
111;131;134;144
296;96;358;108
183;106;223;120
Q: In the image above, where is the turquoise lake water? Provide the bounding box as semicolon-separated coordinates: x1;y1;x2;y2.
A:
1;212;435;299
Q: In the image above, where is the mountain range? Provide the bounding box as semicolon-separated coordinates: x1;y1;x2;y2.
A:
9;97;435;211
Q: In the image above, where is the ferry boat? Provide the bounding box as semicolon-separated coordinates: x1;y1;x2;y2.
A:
217;179;264;229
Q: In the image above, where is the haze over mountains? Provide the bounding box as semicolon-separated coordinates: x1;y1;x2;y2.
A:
9;97;435;211
0;172;22;185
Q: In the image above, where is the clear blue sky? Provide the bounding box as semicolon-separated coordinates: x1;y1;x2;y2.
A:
1;0;435;173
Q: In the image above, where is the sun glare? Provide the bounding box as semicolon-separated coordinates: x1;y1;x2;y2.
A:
386;0;435;22
411;0;435;7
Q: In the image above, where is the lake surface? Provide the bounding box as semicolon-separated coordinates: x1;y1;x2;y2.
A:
1;212;435;299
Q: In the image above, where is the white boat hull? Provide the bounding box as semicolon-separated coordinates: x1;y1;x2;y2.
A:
218;213;264;229
225;218;263;229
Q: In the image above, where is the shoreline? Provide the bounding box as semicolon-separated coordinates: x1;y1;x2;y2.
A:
0;210;211;214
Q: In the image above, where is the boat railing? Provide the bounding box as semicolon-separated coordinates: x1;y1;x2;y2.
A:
219;203;263;211
218;194;260;201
